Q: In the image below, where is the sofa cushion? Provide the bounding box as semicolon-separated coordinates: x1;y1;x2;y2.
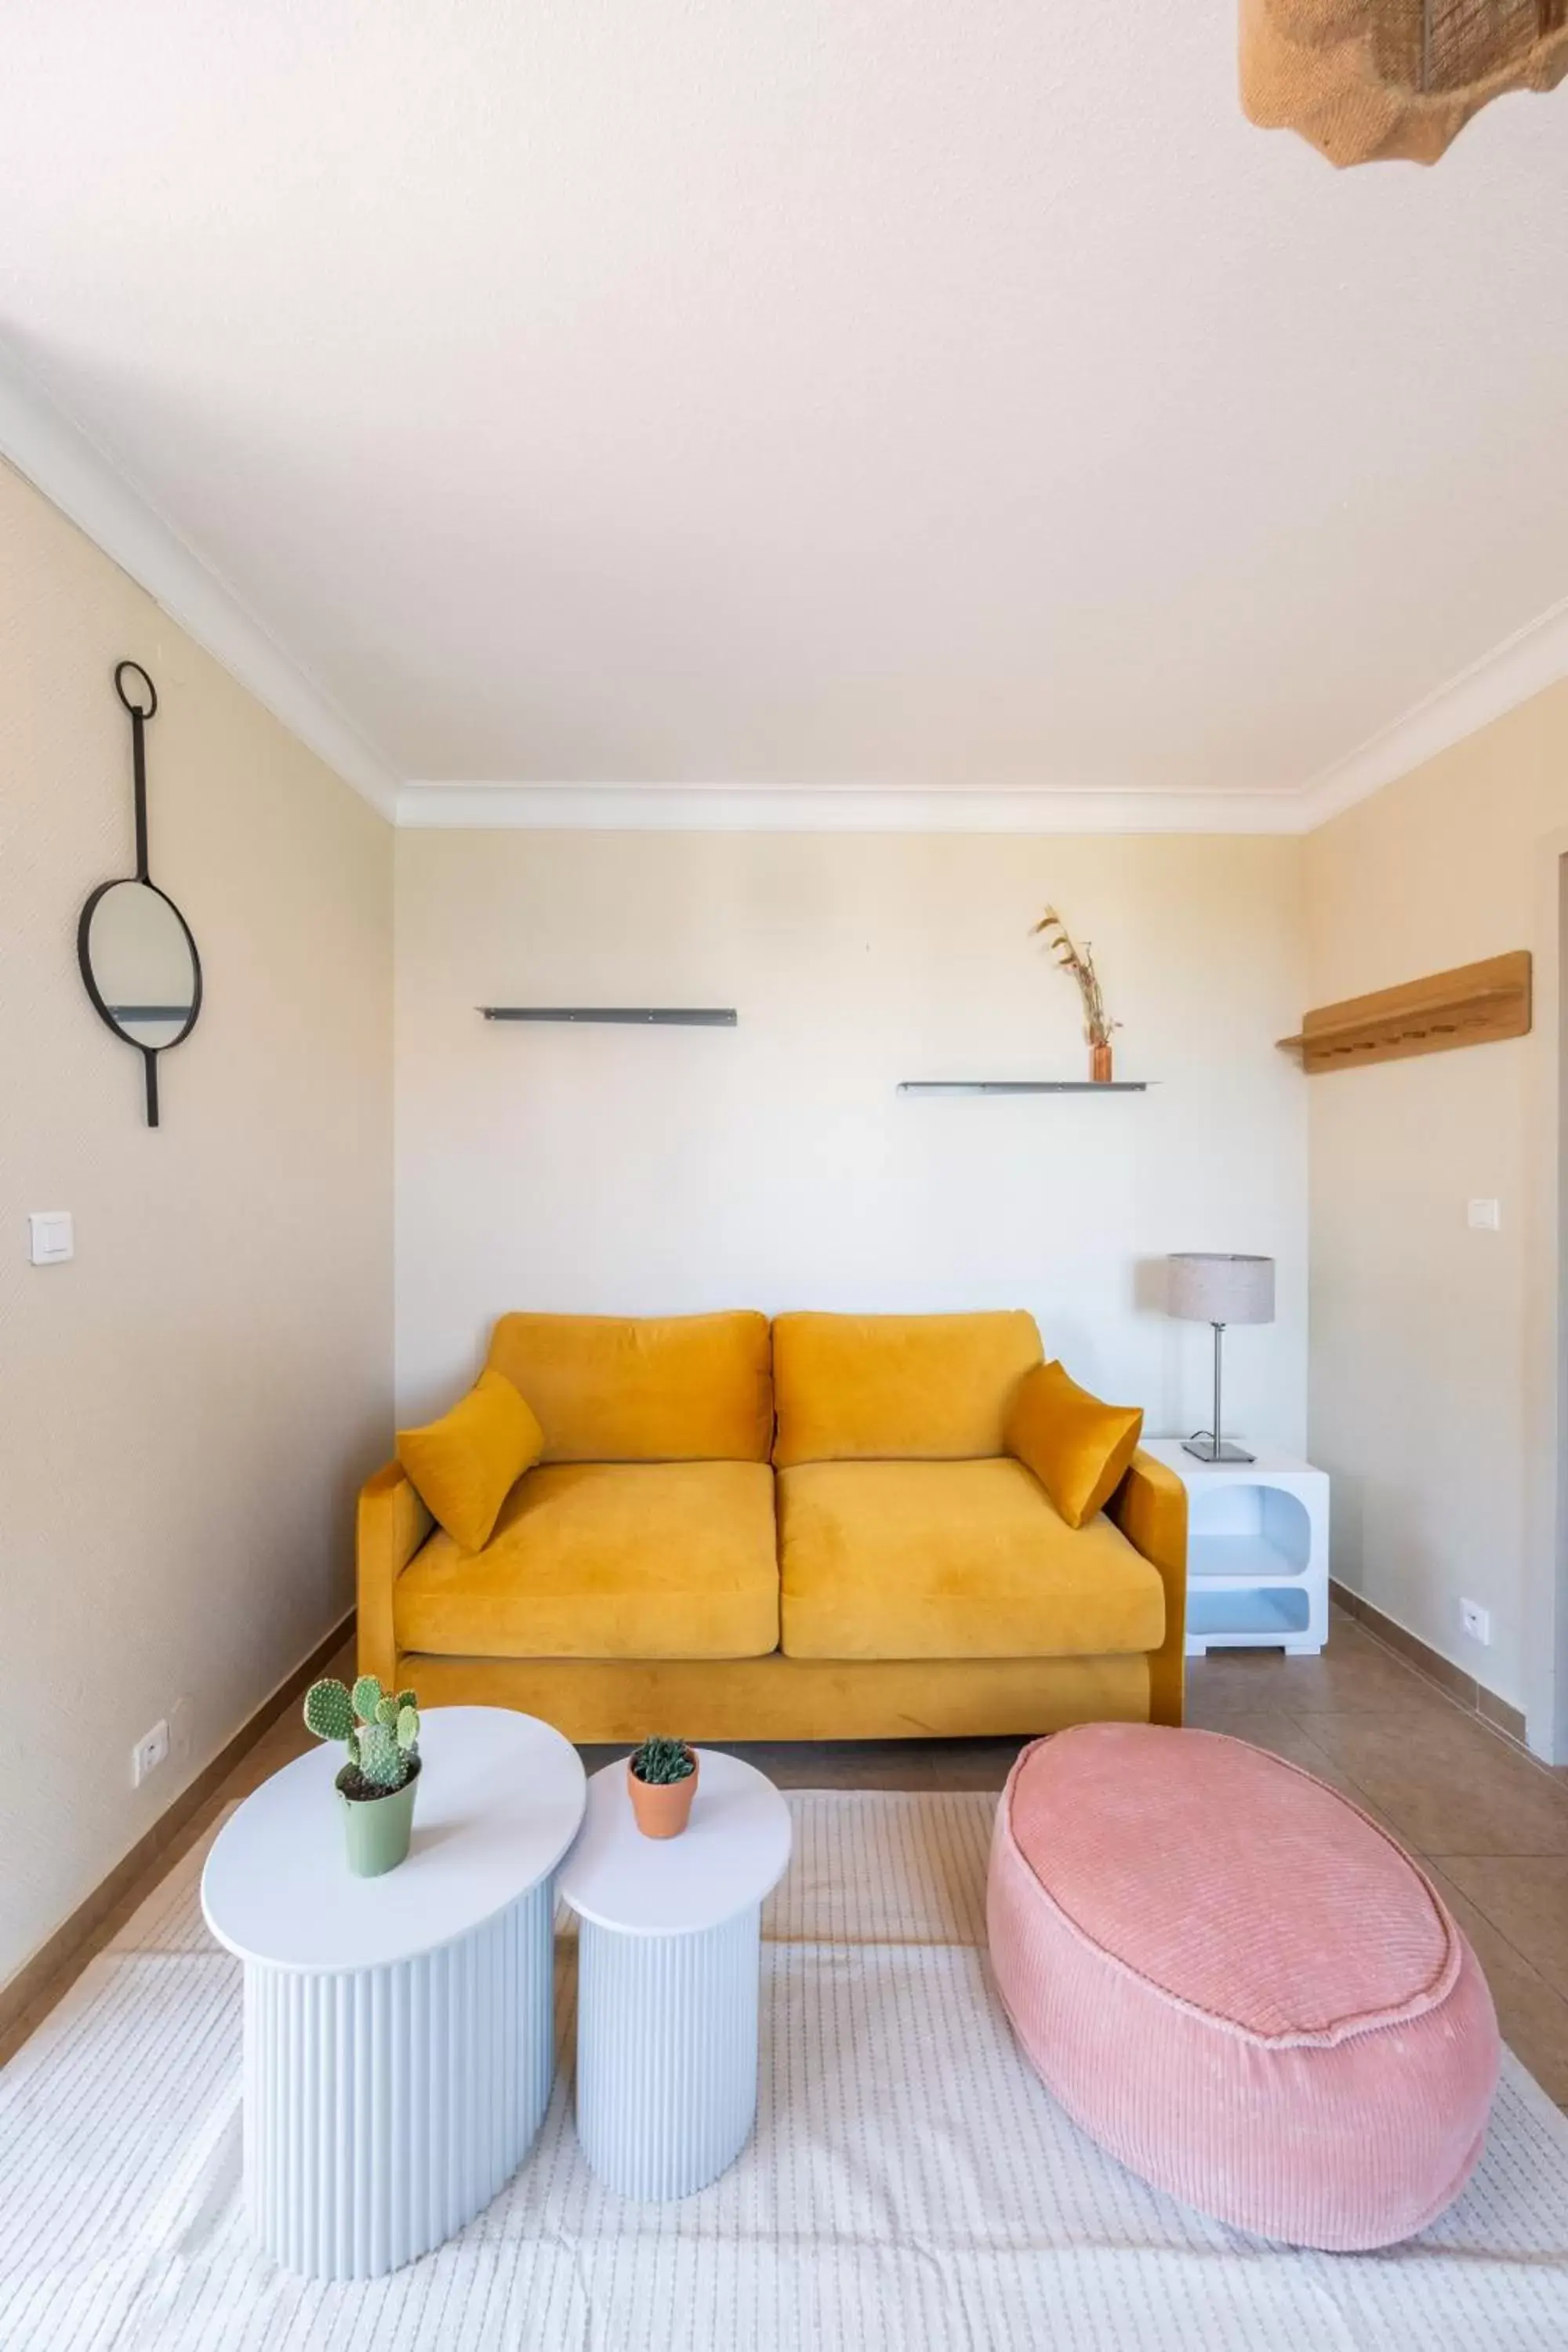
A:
1005;1359;1143;1530
394;1460;779;1660
485;1311;773;1463
396;1368;544;1552
772;1311;1044;1467
777;1458;1164;1659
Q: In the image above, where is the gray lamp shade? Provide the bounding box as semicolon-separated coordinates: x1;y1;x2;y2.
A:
1167;1253;1275;1326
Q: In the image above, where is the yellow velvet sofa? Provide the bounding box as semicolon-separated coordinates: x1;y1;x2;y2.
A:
358;1309;1186;1741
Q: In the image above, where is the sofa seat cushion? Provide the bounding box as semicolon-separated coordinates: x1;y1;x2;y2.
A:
395;1461;779;1661
777;1459;1164;1661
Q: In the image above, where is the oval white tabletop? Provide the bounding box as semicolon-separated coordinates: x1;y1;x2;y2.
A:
202;1704;586;1973
558;1749;792;1936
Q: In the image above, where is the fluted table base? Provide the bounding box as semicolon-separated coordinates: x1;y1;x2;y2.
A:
241;1875;556;2279
575;1906;762;2200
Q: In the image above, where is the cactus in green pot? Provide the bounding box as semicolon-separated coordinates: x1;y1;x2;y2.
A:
305;1673;420;1788
303;1674;423;1875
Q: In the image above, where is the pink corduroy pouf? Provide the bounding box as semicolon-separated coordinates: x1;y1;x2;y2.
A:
986;1723;1500;2249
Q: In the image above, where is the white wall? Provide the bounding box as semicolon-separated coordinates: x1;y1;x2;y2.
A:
395;829;1307;1453
0;461;394;1991
1305;678;1568;1738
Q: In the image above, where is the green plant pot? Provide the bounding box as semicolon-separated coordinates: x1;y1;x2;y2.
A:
336;1756;420;1878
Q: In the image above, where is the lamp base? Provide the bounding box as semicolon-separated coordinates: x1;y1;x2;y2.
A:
1182;1437;1256;1465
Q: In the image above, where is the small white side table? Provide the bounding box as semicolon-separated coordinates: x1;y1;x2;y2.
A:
201;1706;586;2280
558;1751;792;2201
1140;1439;1330;1658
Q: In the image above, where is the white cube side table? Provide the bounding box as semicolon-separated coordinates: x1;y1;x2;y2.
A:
201;1706;586;2281
558;1751;792;2201
1140;1440;1330;1658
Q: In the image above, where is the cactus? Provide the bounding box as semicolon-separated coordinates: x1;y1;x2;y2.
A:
303;1679;355;1743
630;1735;695;1786
304;1673;420;1793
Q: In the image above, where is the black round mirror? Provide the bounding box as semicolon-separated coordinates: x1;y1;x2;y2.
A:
80;879;201;1050
78;663;203;1126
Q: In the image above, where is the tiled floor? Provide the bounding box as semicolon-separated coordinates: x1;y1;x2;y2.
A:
7;1608;1568;2103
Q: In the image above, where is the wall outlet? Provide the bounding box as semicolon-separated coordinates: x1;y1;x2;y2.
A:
1467;1199;1501;1230
1460;1599;1492;1646
131;1719;169;1787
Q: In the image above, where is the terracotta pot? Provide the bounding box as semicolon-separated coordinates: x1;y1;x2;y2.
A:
627;1748;699;1839
337;1754;420;1878
1091;1040;1114;1083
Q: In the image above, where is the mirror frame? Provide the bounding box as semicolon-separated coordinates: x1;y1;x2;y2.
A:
77;662;203;1127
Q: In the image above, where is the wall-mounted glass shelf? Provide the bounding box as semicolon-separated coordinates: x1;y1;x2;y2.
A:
897;1080;1150;1094
479;1007;737;1026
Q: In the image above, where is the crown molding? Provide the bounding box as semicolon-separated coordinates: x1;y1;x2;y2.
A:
0;342;399;820
1298;593;1568;829
402;589;1568;835
401;588;1568;835
9;328;1563;841
395;782;1308;834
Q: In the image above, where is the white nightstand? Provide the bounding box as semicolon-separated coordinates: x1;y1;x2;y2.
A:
1139;1439;1330;1658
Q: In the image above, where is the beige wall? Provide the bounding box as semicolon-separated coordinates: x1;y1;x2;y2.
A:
395;829;1308;1456
1305;679;1568;1737
0;463;393;1991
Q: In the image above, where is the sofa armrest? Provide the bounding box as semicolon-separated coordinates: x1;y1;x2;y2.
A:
1105;1448;1187;1726
357;1460;434;1689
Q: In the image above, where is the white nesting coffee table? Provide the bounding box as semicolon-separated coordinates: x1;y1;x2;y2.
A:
559;1750;792;2200
201;1705;586;2280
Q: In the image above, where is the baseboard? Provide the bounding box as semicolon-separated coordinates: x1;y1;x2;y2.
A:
1330;1580;1526;1744
0;1609;354;2043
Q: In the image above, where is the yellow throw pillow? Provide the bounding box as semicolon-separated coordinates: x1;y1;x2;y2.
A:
1006;1360;1143;1530
397;1369;543;1552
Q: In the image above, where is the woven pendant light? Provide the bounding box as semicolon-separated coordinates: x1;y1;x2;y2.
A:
1242;0;1568;164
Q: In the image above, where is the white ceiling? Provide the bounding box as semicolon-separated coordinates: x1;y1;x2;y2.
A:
3;2;1567;823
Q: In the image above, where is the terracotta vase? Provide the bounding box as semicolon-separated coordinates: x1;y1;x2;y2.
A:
1091;1040;1114;1083
627;1748;699;1838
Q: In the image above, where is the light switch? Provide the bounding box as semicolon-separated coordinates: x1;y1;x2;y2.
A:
1467;1199;1501;1231
28;1210;74;1265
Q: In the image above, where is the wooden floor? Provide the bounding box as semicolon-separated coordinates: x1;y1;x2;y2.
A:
6;1606;1568;2103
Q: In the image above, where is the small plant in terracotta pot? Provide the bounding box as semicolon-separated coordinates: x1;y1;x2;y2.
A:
304;1673;422;1878
627;1736;699;1839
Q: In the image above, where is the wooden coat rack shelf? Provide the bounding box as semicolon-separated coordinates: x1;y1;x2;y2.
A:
1278;952;1531;1076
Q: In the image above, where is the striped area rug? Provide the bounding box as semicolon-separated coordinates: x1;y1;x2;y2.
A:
2;1791;1567;2349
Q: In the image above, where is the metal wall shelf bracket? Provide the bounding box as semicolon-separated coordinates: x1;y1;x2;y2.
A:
479;1007;738;1026
897;1079;1150;1095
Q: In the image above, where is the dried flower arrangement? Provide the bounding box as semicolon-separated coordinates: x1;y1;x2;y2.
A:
1031;906;1120;1079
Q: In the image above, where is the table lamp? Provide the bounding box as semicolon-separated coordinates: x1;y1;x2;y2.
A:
1167;1252;1275;1464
